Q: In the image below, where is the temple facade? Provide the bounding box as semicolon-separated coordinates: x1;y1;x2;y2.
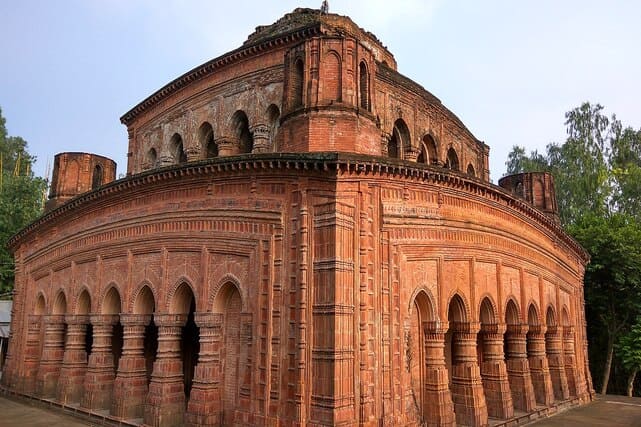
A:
2;8;593;427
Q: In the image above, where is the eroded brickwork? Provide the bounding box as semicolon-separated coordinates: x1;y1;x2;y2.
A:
3;7;593;427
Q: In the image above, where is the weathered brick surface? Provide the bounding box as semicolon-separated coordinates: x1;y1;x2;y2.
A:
3;7;593;427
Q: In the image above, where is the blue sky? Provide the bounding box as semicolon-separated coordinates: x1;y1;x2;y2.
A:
1;0;640;182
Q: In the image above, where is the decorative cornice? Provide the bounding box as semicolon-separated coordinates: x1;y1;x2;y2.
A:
120;24;322;126
9;152;589;264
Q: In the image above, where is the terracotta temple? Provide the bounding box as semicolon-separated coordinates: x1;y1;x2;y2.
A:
2;7;594;427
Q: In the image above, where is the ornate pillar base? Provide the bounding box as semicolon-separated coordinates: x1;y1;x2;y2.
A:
546;326;569;401
506;358;536;412
450;322;488;427
35;315;66;399
479;325;513;419
528;326;554;406
480;360;513;419
112;314;151;420
57;315;89;404
185;313;223;427
82;314;119;410
144;314;186;427
423;322;455;427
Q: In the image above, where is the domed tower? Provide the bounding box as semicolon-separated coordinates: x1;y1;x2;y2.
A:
498;172;559;222
46;152;117;211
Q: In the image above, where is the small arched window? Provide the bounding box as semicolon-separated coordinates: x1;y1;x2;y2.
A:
389;119;410;159
359;61;369;111
293;58;304;108
91;164;103;190
170;133;187;164
147;148;157;169
418;134;438;164
232;110;253;154
198;122;216;159
445;147;459;171
467;163;475;177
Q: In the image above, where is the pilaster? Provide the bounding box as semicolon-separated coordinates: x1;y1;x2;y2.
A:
423;322;455;427
504;324;536;412
479;324;513;419
527;325;554;406
35;315;66;398
546;325;569;400
57;314;90;404
82;314;119;410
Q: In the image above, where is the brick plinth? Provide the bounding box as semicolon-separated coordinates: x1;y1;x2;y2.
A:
144;314;187;427
82;314;119;410
112;314;151;420
57;315;89;404
479;324;513;419
423;322;455;427
505;324;536;412
449;322;488;427
527;326;554;406
20;316;43;394
546;326;569;401
185;313;223;427
35;315;66;398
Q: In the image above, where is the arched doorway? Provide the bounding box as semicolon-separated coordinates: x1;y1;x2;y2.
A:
478;297;513;419
447;294;488;426
527;304;553;406
408;291;431;422
213;281;243;425
231;111;253;154
546;306;569;400
389;119;410;159
445;147;459;171
170;133;187;164
172;282;199;401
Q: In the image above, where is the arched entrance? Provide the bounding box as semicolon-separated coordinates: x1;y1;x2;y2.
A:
527;304;553;406
478;297;513;419
447;294;488;426
546;306;569;400
503;299;535;412
36;291;67;398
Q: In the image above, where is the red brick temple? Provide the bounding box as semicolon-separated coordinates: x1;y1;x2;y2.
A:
2;7;593;427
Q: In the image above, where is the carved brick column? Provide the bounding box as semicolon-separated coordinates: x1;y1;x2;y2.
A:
449;322;488;427
184;146;201;162
405;146;420;162
380;132;390;156
185;313;223;427
57;315;90;403
527;325;554;406
21;315;43;394
546;325;569;400
82;314;119;410
144;314;187;427
504;324;536;412
216;138;237;157
35;314;66;398
251;124;271;153
479;324;513;419
562;326;578;397
112;314;151;420
423;321;455;427
158;155;174;167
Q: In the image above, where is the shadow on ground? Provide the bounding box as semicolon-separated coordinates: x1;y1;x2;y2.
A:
529;395;641;427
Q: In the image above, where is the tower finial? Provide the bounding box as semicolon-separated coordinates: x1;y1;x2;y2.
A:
320;0;329;14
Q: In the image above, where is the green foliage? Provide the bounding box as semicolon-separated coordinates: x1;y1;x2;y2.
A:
504;102;641;395
618;318;641;373
0;107;47;296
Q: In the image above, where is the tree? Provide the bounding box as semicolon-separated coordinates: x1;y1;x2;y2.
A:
617;317;641;397
504;102;641;395
0;107;47;296
570;213;641;394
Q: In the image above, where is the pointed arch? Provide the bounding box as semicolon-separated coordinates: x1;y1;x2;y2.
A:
76;288;92;315
561;306;570;327
479;295;498;325
102;284;122;315
198;122;216;159
168;280;196;314
359;61;370;110
527;302;541;326
146;147;158;169
467;163;476;177
292;58;304;108
408;287;437;322
447;293;468;323
231;110;253;154
91;164;103;190
132;283;156;315
209;274;246;313
170;133;187;164
504;298;521;325
266;104;281;151
34;292;46;315
52;290;68;315
418;134;438;165
445;147;459;171
389;118;410;160
546;305;557;327
322;51;341;103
